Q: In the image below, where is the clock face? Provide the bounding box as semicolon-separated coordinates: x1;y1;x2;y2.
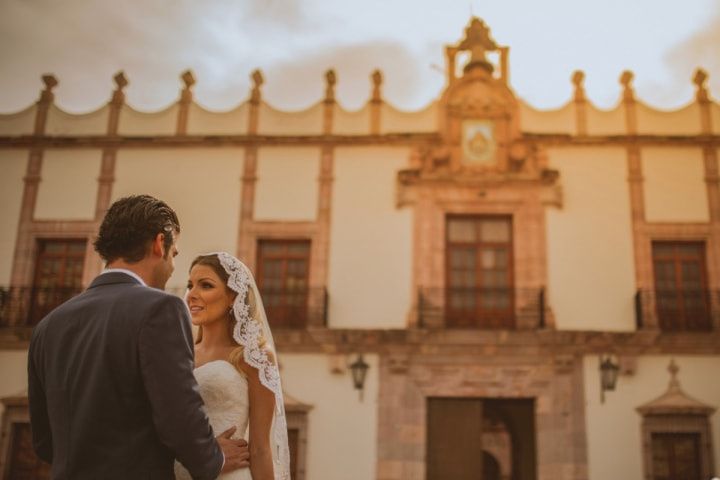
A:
462;120;496;165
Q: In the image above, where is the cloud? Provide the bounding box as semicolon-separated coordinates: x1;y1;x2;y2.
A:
256;41;442;111
0;0;332;112
650;5;720;106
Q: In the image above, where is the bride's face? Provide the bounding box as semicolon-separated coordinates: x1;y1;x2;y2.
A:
186;264;235;327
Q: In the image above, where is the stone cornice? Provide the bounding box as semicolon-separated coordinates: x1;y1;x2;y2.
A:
0;133;718;149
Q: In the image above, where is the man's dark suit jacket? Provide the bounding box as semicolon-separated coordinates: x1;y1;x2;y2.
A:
28;271;224;480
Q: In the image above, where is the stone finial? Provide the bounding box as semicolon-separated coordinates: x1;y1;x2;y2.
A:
250;69;264;103
620;70;635;102
42;74;58;90
179;70;196;104
39;74;58;103
572;70;586;102
114;71;128;90
693;68;709;102
371;69;383;103
181;70;196;90
111;71;128;104
325;69;336;102
458;17;497;74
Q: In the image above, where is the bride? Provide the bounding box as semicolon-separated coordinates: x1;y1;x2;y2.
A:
175;252;291;480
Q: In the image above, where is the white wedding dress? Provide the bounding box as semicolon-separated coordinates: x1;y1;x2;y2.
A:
175;360;252;480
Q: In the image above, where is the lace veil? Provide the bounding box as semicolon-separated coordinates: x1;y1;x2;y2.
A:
212;252;290;480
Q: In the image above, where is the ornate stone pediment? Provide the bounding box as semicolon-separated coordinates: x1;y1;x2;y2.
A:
397;17;562;207
445;69;517;119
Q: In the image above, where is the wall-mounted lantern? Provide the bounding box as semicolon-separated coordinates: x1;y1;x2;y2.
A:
600;355;620;404
349;354;369;401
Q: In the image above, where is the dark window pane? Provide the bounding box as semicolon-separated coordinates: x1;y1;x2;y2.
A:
258;240;311;329
652;242;709;331
446;216;513;328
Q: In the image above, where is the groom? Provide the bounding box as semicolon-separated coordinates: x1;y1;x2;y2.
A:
28;195;249;479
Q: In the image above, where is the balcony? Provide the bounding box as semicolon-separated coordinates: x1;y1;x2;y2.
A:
0;286;84;329
417;287;546;329
635;289;718;331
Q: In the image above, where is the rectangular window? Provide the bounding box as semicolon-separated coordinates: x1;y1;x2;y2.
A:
257;240;311;328
651;432;701;480
29;239;86;325
446;216;514;328
652;242;710;331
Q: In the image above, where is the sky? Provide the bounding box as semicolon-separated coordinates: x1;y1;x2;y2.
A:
0;0;718;114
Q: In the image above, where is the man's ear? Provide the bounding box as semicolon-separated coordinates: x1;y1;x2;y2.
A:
151;232;165;258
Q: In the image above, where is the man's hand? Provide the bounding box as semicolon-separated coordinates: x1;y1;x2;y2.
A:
217;426;250;472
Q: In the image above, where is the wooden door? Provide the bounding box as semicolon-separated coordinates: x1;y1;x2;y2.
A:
427;398;484;480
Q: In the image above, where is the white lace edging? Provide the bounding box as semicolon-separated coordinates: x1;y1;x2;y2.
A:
214;252;291;480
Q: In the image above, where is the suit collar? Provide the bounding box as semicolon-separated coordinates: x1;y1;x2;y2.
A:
88;271;146;289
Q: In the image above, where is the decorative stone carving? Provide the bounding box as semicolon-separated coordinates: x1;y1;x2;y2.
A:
250;69;264;104
457;17;498;74
572;70;586;102
386;352;410;374
693;68;709;103
620;70;635;102
39;74;58;103
371;69;383;103
324;69;336;103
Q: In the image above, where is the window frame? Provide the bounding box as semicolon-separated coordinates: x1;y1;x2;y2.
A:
651;241;711;331
256;239;313;329
445;215;515;328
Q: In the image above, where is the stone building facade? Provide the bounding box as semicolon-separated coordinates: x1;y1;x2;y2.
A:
0;18;719;480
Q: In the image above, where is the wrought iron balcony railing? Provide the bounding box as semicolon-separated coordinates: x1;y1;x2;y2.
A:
417;287;546;329
1;285;328;330
0;286;84;328
635;289;718;331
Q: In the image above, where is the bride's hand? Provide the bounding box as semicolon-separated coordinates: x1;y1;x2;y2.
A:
217;426;250;472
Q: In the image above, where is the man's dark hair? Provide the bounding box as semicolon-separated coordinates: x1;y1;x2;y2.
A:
94;195;180;263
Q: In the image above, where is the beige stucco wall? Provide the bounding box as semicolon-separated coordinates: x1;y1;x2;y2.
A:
254;147;319;221
186;102;250;135
45;105;109;136
333;105;370;135
0;106;36;136
518;101;574;134
379;102;437;133
113;148;244;289
257;102;323;135
0;151;27;284
118;104;179;136
584;355;720;480
585;103;625;136
642;147;708;223
281;353;379;480
328;147;412;328
636;102;702;136
712;103;720;135
35;149;101;220
546;147;636;331
0;352;28;418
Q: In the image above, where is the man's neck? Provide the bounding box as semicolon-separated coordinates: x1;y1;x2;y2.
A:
106;260;154;287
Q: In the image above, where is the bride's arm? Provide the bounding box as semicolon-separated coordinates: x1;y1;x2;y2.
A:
237;358;276;480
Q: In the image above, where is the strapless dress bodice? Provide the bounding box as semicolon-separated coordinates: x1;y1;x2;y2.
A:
174;360;252;480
